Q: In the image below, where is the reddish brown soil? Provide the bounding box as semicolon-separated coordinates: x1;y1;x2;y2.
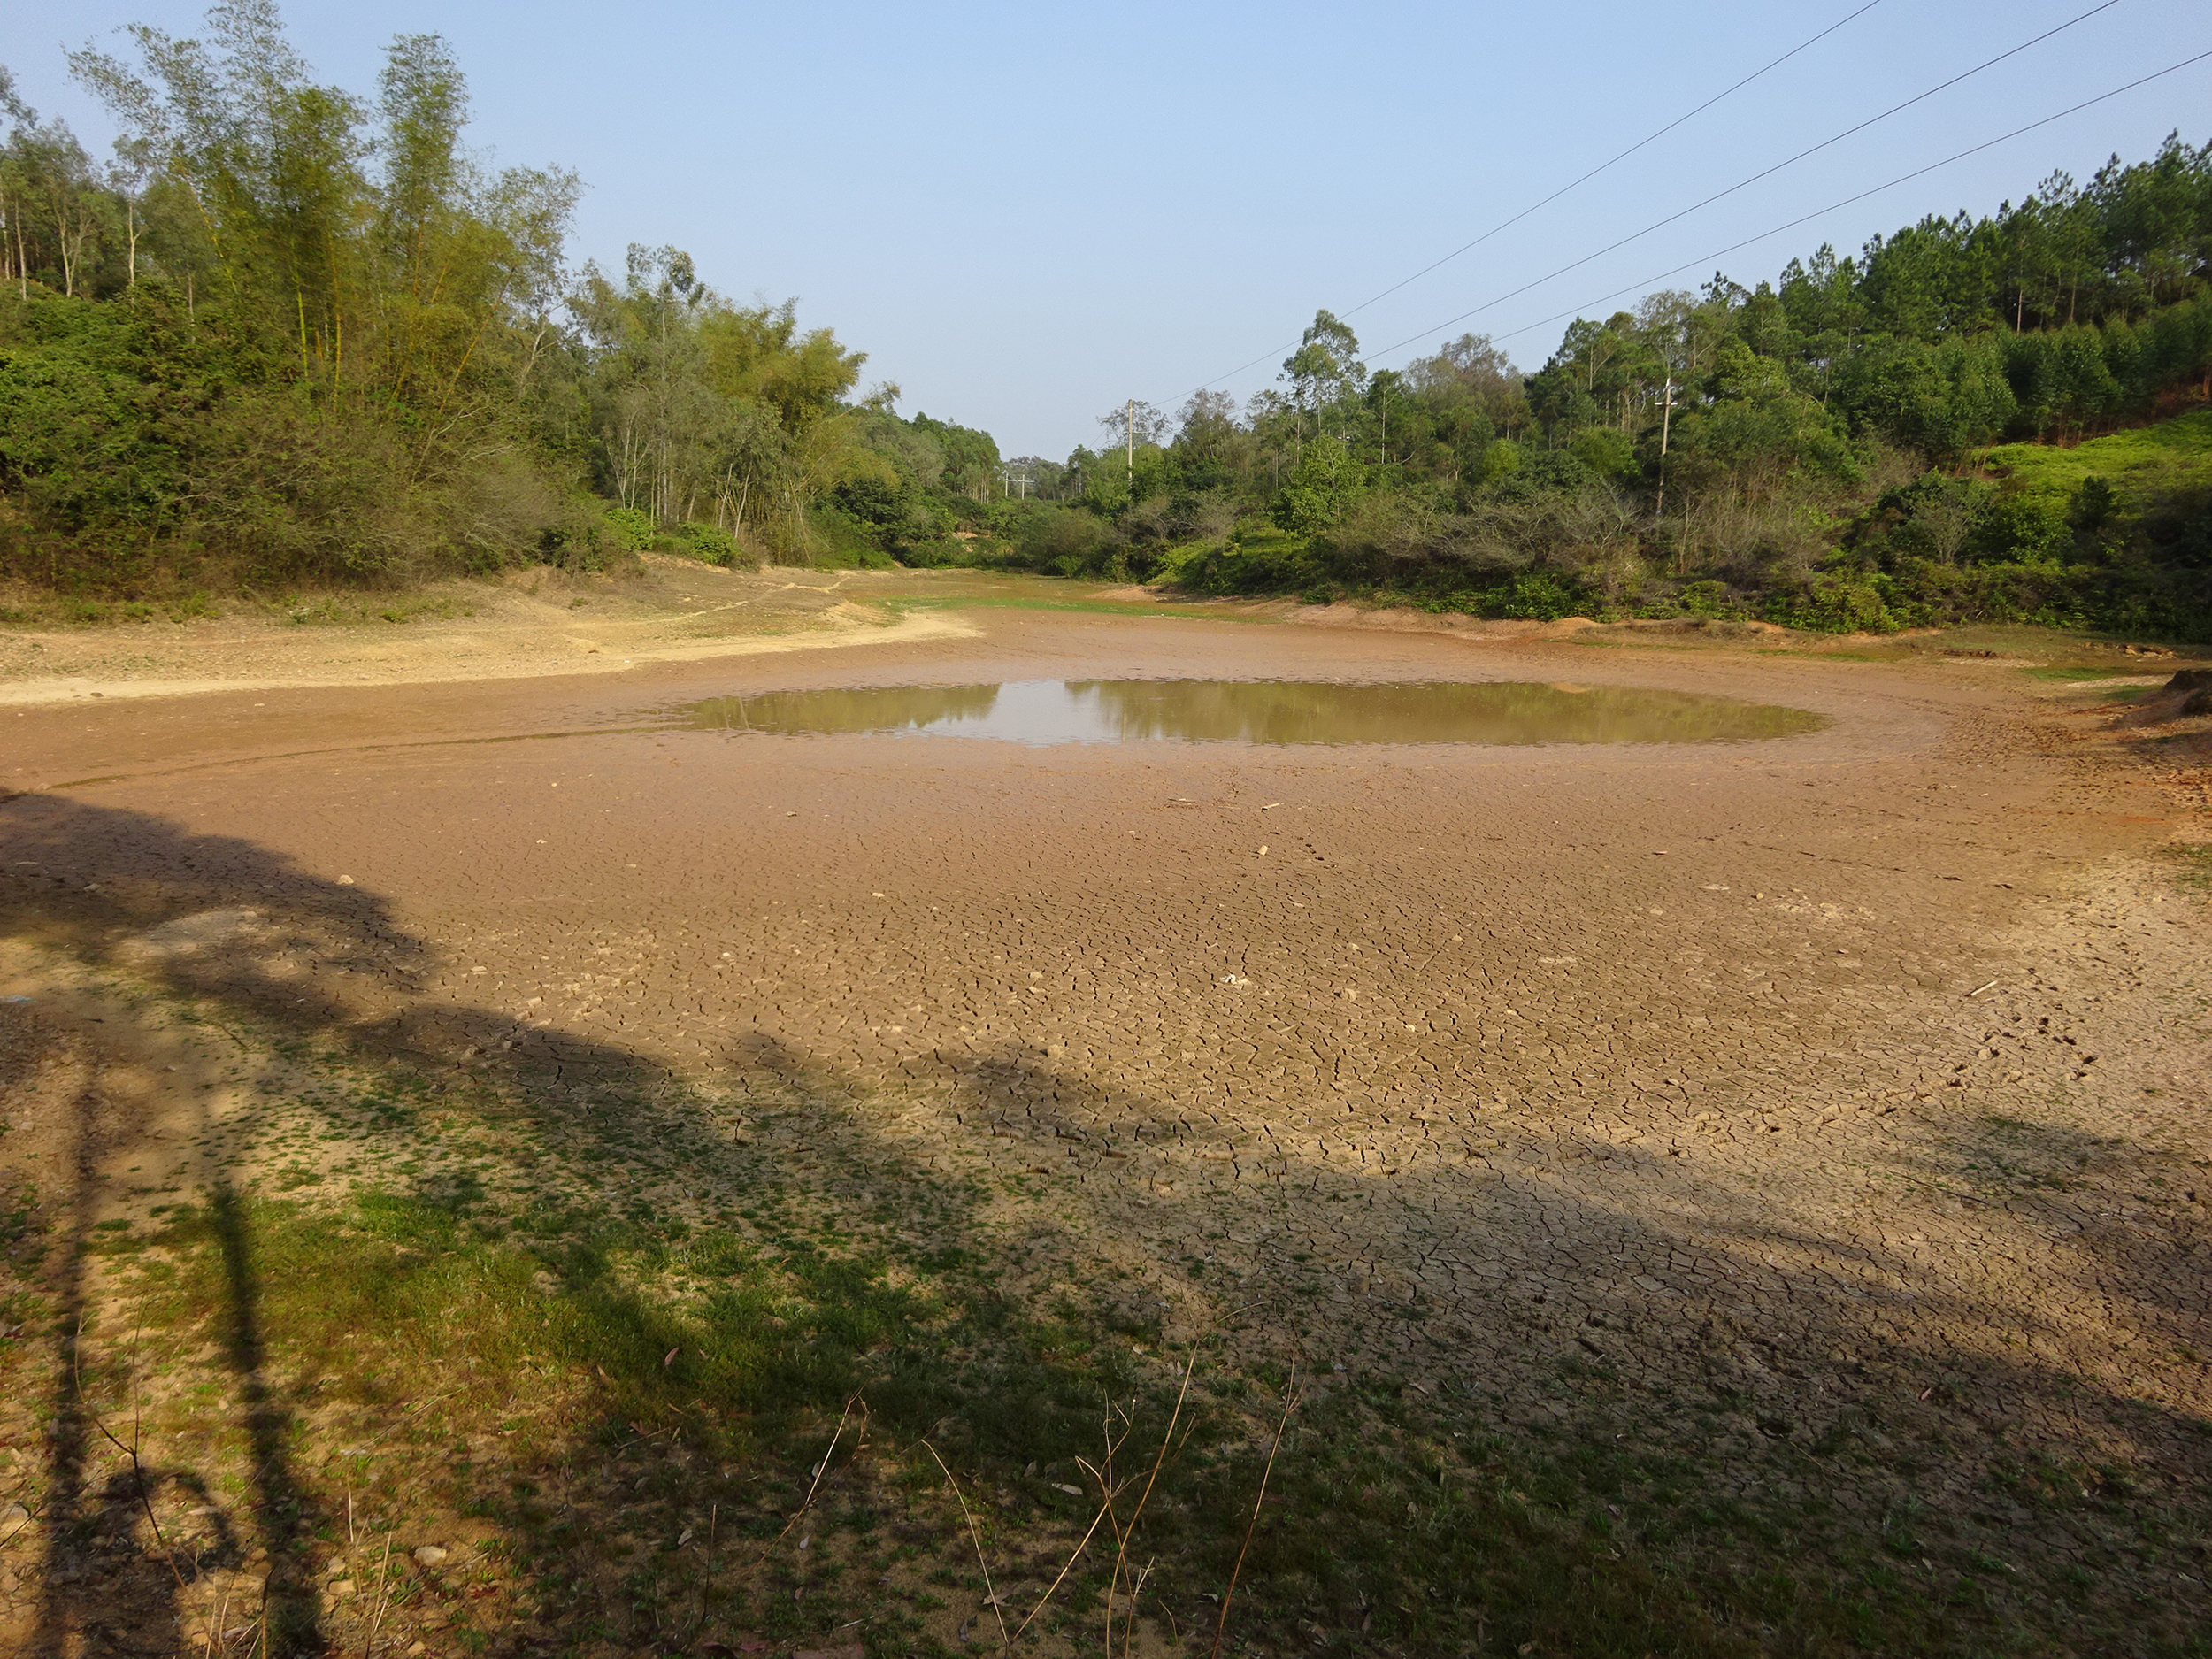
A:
3;607;2209;1650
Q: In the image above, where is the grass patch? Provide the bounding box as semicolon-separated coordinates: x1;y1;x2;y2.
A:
84;1180;1850;1658
1985;408;2212;509
882;594;1263;622
7;990;2207;1658
2172;843;2212;895
0;584;500;631
0;590;225;626
2024;664;2160;681
276;593;479;626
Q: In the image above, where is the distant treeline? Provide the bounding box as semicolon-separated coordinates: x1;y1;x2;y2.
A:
3;4;2209;640
959;134;2212;639
0;1;1000;598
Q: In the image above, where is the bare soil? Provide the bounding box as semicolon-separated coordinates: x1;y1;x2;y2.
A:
2;591;2208;1657
0;556;980;708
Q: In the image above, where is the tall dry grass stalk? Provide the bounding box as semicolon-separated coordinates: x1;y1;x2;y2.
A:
1210;1373;1302;1659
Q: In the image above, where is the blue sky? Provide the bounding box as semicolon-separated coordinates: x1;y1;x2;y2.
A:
4;1;2206;458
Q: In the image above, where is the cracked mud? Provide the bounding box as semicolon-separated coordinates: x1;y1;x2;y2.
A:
3;606;2208;1654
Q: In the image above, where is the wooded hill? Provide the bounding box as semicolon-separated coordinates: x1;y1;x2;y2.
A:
2;3;2208;639
0;2;999;603
987;134;2212;640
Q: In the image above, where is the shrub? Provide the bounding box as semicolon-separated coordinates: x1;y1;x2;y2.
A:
602;507;656;550
1567;426;1635;479
1005;502;1122;576
1486;571;1588;619
665;522;745;566
1764;576;1896;633
1678;579;1744;618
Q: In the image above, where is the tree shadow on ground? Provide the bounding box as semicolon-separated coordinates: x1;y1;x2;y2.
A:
0;793;1182;1655
3;787;2208;1658
1;787;435;1655
833;1041;2212;1653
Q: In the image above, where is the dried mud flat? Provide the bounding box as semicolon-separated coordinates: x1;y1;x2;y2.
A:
1;605;2209;1659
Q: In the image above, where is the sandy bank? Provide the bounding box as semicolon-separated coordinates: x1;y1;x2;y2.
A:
0;557;979;708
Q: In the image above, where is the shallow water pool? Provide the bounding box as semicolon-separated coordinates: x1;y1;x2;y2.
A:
680;678;1824;746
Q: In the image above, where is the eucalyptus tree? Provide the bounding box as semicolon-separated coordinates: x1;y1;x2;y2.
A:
1279;309;1366;445
1096;400;1170;447
0;79;113;298
572;246;876;549
573;244;718;522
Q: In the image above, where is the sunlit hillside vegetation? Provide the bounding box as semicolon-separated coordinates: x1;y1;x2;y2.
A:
973;139;2212;640
0;2;997;599
1;2;2208;637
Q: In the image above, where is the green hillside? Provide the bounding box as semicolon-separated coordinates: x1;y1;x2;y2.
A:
1985;408;2212;509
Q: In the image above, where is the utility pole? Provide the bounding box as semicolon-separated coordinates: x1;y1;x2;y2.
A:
1655;373;1680;572
1125;399;1134;495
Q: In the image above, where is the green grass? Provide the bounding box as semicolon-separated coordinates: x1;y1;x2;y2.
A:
36;1053;2193;1658
13;973;2210;1659
86;1184;1835;1658
101;1133;1721;1655
106;1180;2196;1659
2024;664;2154;680
1984;408;2212;509
275;593;479;626
0;588;480;629
881;593;1264;622
2174;843;2212;895
0;590;225;626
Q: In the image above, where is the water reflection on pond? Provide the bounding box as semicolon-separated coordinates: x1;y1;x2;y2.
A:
680;679;1824;746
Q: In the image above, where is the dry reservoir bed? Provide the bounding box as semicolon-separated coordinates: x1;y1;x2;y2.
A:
1;610;2208;1659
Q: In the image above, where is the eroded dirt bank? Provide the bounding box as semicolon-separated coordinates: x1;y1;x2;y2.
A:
0;557;984;707
2;608;2208;1656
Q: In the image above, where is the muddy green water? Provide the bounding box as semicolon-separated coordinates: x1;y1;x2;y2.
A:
680;679;1823;746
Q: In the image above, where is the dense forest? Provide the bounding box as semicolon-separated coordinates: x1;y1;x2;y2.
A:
996;135;2212;638
0;1;1000;602
2;2;2209;637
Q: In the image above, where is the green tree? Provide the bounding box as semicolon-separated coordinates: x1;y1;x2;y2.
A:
1271;432;1366;534
1280;309;1366;436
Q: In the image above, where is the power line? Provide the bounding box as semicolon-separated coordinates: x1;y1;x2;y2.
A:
1401;45;2212;365
1338;0;1886;324
1193;0;2120;401
1186;1;1886;398
1356;0;2124;365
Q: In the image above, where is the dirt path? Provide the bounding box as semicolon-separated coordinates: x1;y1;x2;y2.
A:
3;602;2208;1655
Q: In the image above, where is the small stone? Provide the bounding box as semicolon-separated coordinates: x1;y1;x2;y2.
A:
327;1578;357;1596
411;1545;449;1568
